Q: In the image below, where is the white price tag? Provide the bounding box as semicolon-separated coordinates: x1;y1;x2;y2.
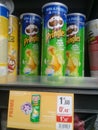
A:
57;96;72;115
56;95;74;130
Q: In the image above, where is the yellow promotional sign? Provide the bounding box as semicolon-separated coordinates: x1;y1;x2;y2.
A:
7;91;74;130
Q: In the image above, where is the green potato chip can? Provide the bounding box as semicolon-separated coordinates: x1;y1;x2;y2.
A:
65;13;86;77
41;2;68;77
19;13;41;76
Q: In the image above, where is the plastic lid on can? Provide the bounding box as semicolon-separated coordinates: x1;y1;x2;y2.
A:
67;13;86;20
20;13;42;20
0;0;14;14
86;19;98;26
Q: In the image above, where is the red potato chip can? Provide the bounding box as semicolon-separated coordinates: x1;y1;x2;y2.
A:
86;19;98;77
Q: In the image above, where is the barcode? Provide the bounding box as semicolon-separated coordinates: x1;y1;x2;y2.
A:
57;123;71;129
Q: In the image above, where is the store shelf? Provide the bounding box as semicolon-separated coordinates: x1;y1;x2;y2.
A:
0;76;98;113
0;76;98;91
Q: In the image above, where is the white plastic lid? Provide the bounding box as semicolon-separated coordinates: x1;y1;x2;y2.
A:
0;0;14;14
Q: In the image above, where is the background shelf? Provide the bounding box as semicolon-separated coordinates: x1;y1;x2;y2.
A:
13;0;94;21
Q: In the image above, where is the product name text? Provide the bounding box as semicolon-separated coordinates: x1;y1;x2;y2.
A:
9;99;14;118
24;35;39;46
46;29;65;42
67;36;80;44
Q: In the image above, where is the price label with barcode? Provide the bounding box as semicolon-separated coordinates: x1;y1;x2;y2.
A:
56;95;74;130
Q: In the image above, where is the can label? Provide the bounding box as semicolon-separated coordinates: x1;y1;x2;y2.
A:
8;15;18;77
41;4;67;76
20;14;41;75
0;4;9;76
65;14;85;76
30;94;40;122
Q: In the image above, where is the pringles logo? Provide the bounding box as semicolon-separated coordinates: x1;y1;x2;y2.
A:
24;24;39;46
88;31;96;44
46;15;65;42
66;24;80;44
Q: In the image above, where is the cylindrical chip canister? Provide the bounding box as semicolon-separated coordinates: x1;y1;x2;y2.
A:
19;13;41;76
65;13;86;77
41;2;68;77
86;19;98;77
8;15;19;82
0;3;9;83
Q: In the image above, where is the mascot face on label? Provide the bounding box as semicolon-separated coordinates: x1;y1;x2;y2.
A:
8;55;16;73
48;15;64;30
25;24;39;36
67;24;79;37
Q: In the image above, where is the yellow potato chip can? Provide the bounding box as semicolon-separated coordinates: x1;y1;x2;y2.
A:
8;15;19;82
0;4;9;83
